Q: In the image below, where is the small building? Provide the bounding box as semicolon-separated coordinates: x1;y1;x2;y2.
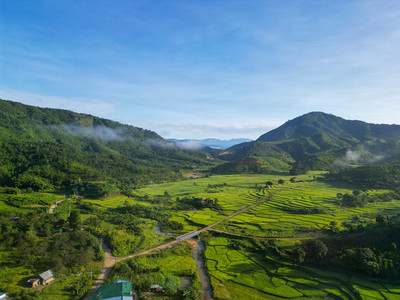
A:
39;270;55;285
91;281;135;300
0;292;9;299
27;278;40;288
149;284;164;293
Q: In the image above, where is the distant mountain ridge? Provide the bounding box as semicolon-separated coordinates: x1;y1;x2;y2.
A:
169;138;252;150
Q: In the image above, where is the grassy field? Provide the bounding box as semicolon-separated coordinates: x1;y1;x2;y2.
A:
204;237;400;300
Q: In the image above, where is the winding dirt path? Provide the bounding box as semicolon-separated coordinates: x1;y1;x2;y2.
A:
48;199;64;214
84;239;116;300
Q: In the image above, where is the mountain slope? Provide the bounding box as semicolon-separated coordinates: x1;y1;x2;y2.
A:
0;99;211;193
222;112;400;173
256;112;400;160
258;112;400;143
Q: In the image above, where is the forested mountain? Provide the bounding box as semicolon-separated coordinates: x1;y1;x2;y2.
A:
219;112;400;174
258;112;400;143
256;112;400;160
0;99;211;194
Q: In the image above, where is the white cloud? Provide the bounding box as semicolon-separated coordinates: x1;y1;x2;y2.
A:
0;89;116;117
141;121;282;140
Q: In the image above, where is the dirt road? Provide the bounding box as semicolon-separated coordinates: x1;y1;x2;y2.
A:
84;239;116;300
48;199;64;214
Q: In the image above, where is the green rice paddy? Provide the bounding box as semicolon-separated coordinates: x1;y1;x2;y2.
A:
205;237;400;300
134;174;400;238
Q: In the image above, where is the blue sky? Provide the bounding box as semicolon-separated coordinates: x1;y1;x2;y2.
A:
1;1;400;139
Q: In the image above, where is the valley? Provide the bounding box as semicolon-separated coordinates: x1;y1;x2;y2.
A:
3;1;400;299
2;172;400;299
1;100;400;299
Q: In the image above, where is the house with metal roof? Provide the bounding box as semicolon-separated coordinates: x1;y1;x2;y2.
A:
0;292;9;299
39;270;55;285
90;281;135;300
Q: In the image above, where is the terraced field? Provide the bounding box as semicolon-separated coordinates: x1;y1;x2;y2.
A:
137;174;316;232
205;237;400;300
0;188;65;214
214;182;400;238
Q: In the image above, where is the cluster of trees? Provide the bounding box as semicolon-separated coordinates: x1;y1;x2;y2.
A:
177;196;222;211
78;181;120;199
212;161;271;174
0;212;103;272
337;214;400;278
289;161;310;175
282;207;330;215
289;214;400;279
329;162;400;189
290;240;328;264
340;247;389;276
160;219;184;231
337;190;400;208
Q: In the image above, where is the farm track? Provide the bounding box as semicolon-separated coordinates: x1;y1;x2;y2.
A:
48;199;64;214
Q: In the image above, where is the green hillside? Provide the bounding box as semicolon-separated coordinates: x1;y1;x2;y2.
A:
0;99;212;194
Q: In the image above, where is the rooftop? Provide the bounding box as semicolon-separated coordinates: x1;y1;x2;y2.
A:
39;270;54;281
90;281;133;300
